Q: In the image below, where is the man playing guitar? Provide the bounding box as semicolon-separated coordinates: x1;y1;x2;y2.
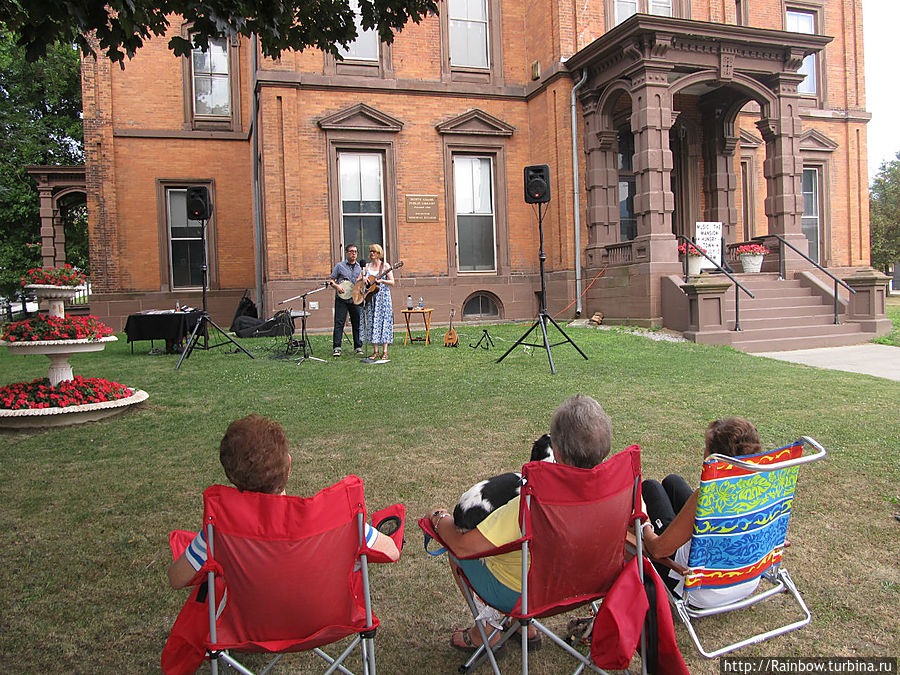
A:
327;244;363;357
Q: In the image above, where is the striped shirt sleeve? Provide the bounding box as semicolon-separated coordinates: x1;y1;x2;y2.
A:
364;522;378;548
185;531;207;571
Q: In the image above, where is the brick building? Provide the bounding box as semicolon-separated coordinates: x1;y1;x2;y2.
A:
75;0;888;347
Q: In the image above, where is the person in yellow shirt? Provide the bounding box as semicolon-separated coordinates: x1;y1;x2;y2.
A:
426;395;613;651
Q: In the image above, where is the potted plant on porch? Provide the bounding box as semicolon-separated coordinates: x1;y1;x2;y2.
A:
678;242;707;277
735;243;769;273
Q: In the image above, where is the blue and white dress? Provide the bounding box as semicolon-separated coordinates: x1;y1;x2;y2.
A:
361;263;394;345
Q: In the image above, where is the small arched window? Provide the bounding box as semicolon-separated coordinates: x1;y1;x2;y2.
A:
463;293;500;319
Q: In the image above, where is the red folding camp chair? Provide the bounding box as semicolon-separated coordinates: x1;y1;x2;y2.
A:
164;476;404;675
420;445;653;674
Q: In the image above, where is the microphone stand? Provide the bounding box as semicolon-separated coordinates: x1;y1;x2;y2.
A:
279;284;328;364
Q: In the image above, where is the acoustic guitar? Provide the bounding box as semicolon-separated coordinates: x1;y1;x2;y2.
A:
361;261;404;304
444;309;458;347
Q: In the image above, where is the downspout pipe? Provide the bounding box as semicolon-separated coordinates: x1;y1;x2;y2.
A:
570;68;588;316
250;35;264;314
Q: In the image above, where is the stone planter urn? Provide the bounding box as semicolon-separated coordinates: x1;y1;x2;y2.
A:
740;254;764;273
686;256;703;277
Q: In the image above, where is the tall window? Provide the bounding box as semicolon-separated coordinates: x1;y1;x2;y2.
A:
337;0;379;61
786;10;817;95
740;158;754;240
339;153;384;252
449;0;489;69
166;188;205;288
801;167;821;263
454;155;495;272
615;0;672;24
618;129;637;242
191;38;231;118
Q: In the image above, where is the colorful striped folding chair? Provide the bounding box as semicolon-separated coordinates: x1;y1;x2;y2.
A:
667;436;826;658
164;476;404;675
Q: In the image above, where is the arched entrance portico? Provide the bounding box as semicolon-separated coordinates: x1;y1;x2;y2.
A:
25;166;87;270
566;15;830;325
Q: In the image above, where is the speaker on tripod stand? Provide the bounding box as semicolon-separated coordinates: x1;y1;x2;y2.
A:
497;164;588;374
176;185;255;369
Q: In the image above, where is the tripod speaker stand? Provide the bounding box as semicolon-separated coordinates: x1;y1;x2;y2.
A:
497;174;588;374
175;215;255;370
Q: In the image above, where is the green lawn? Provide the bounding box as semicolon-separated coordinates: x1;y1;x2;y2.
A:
1;323;898;674
873;294;900;346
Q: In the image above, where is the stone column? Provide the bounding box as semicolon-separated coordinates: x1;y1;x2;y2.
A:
756;71;809;266
844;268;893;334
629;65;678;264
700;102;738;235
38;185;56;269
581;92;620;267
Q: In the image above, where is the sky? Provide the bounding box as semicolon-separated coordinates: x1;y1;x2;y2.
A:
863;1;900;180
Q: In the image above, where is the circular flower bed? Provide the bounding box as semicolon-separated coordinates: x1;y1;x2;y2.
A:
21;264;87;287
0;376;132;410
1;315;113;342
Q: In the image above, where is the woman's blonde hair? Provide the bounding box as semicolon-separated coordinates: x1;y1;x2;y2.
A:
368;243;384;260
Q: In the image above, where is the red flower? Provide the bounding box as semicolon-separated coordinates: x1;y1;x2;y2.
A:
0;377;132;410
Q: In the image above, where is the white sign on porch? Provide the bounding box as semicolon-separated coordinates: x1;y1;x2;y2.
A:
694;222;723;270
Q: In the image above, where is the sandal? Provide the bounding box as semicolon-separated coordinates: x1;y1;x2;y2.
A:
449;626;507;655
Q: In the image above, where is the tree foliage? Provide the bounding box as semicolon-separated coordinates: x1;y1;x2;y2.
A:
1;0;438;64
0;32;83;299
869;152;900;273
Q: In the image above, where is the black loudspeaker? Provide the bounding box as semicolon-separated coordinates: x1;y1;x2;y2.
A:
524;164;551;203
186;186;211;220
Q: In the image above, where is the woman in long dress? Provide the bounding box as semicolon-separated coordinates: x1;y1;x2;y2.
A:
361;243;394;360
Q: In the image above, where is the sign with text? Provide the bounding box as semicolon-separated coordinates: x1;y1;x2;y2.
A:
405;195;439;222
695;222;722;269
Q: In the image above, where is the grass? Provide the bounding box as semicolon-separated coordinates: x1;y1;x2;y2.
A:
1;322;899;674
873;294;900;346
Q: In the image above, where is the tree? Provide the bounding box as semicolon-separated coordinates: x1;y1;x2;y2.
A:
0;32;83;300
869;152;900;274
1;0;438;64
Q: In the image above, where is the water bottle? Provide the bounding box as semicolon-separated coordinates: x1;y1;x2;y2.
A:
407;294;413;310
418;297;424;309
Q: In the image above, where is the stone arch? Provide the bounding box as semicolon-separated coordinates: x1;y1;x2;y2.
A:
667;69;777;121
594;80;633;133
25;166;87;269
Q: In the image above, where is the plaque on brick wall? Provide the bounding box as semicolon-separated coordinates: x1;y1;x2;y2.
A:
695;222;722;270
406;195;439;222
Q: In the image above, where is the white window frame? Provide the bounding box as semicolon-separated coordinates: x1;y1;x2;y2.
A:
801;166;822;264
338;152;386;252
786;9;818;96
190;37;231;119
453;155;497;273
337;0;379;62
615;0;672;25
165;187;208;289
449;0;490;69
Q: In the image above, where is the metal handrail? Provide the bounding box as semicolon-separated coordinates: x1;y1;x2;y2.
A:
677;235;754;331
755;234;855;325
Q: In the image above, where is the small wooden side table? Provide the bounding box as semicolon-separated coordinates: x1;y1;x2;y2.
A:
401;308;434;345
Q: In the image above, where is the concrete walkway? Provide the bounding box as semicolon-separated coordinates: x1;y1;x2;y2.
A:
755;343;900;382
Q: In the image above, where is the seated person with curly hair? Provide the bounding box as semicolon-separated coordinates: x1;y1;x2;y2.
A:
167;414;399;589
641;417;763;608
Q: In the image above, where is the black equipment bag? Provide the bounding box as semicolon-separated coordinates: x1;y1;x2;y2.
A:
234;310;295;338
230;290;258;332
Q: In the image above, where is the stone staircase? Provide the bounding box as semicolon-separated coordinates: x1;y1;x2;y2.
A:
720;272;866;353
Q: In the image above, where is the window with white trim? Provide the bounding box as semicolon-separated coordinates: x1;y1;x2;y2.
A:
801;167;821;263
339;152;385;252
191;38;231;118
615;0;673;24
166;188;206;288
786;9;817;95
453;155;496;272
449;0;489;69
337;0;379;62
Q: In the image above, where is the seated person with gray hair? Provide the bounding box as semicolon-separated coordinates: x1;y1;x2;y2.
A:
425;394;613;651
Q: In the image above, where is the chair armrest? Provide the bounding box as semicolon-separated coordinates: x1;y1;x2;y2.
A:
624;530;687;576
416;516;524;560
364;503;406;563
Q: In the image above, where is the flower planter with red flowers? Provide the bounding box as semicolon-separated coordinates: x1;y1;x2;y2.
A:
1;279;147;428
